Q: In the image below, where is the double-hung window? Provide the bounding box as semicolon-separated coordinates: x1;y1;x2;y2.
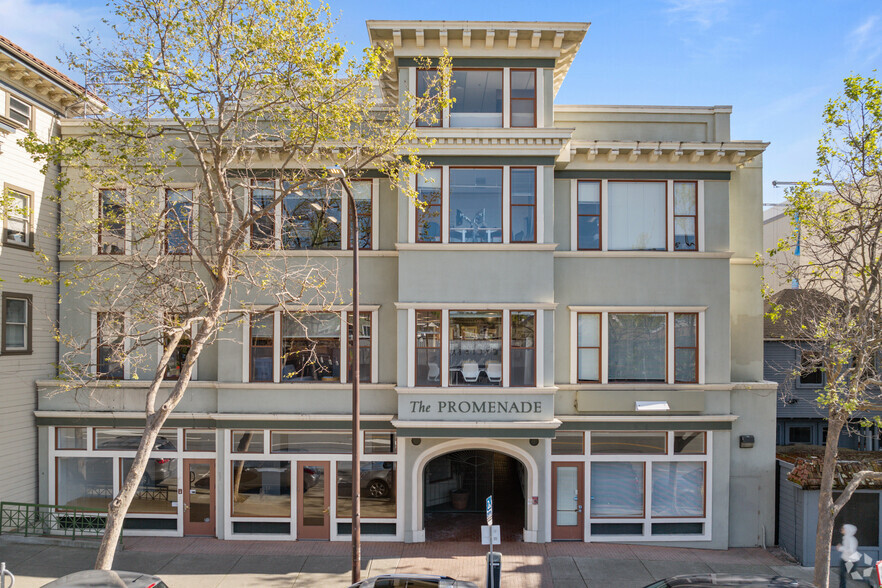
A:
510;168;536;243
8;95;32;129
248;311;374;383
576;181;600;250
98;189;126;254
96;311;125;379
575;311;700;384
2;293;31;354
674;182;698;251
165;188;193;254
3;187;32;248
250;180;275;249
414;309;537;388
449;69;503;128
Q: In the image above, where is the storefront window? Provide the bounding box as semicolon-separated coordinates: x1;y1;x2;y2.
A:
590;462;644;517
184;430;216;452
449;310;502;386
590;432;666;455
122;457;178;514
231;460;291;517
56;457;113;509
270;431;351;453
364;433;396;455
336;461;396;518
674;432;706;454
94;428;177;451
232;430;264;453
651;462;704;517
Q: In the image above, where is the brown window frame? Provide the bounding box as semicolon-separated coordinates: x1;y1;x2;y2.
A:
510;167;537;244
674;312;699;383
673;431;707;455
416;168;443;243
415;309;442;387
510;310;536;387
250;179;276;250
98;188;126;255
347;180;373;251
346;311;372;383
249;312;275;383
576;312;601;383
96;311;125;380
589;461;647;519
164;188;193;255
448;166;503;244
2;185;34;250
1;292;32;355
673;181;698;251
509;68;537;128
576;180;601;251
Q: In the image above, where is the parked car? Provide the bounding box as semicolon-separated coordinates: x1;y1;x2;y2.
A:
349;574;478;588
42;570;167;588
642;575;815;587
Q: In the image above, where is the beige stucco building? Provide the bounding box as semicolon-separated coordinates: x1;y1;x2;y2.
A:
35;20;775;548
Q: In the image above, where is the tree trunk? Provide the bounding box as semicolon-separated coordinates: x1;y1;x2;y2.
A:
814;412;847;588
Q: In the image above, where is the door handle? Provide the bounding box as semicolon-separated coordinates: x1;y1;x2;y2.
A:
184;504;190;511
322;507;330;514
577;505;583;513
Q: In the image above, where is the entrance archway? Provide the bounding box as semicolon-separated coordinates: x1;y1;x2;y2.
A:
412;439;539;543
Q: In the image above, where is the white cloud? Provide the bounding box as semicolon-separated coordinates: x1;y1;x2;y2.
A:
848;15;882;65
665;0;731;30
0;0;104;75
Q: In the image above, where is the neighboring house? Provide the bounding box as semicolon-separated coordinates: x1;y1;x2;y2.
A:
765;289;882;450
0;37;96;503
35;20;774;548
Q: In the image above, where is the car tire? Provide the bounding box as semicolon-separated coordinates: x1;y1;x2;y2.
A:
366;479;390;498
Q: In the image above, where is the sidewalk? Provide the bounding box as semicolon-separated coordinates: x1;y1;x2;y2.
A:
0;537;818;587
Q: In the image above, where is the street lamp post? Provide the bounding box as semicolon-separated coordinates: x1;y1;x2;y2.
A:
332;170;361;584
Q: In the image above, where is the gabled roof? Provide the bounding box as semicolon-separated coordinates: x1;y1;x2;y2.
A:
764;288;851;341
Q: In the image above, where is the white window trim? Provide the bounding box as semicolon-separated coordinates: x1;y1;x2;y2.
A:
153;318;198;381
570;179;705;253
3;185;33;248
570;307;706;385
94;187;130;256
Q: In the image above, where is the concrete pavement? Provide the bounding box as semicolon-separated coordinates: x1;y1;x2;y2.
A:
0;536;822;587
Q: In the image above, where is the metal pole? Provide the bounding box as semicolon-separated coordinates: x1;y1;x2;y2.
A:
341;178;361;584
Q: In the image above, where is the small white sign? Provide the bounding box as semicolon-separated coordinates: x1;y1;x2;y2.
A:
481;525;500;545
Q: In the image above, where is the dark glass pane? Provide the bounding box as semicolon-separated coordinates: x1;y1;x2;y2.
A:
788;426;812;444
231;461;291;517
674;432;706;454
833;492;879;546
122;457;178;514
281;313;341;382
281;183;341;250
450;70;503;127
511;206;534;242
250;314;274;382
349;181;372;250
165;189;192;254
250;181;275;249
449;168;502;243
415;310;441;386
675;348;697;383
232;430;264;453
271;431;351;453
510;311;535;386
99;190;126;254
347;313;371;383
510;70;535;98
608;314;666;382
551;432;583;455
511;99;534;127
417;170;442;243
416;70;442;127
577;216;599;250
590;432;666;455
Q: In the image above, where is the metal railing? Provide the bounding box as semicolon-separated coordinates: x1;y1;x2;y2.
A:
0;501;106;539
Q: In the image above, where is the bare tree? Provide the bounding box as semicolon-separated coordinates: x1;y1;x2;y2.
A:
764;74;882;587
22;0;448;569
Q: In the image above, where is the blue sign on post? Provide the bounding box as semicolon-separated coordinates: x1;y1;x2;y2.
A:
486;495;493;525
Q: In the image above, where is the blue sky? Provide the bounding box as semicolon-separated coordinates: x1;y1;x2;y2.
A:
3;0;880;204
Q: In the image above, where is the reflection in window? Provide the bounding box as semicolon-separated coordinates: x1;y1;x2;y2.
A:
510;69;536;128
608;182;666;251
591;432;667;455
674;432;706;454
282;182;341;250
590;462;644;517
184;430;216;452
165;188;193;254
675;313;698;383
4;296;28;351
232;430;264;453
449;168;502;243
510;311;535;386
346;312;371;383
416;69;442;128
651;462;704;517
800;351;824;385
97;312;125;379
249;314;274;382
56;427;87;450
416;170;442;243
99;189;126;254
336;461;396;518
122;457;178;514
250;180;275;249
608;313;666;382
94;428;177;451
231;460;291;517
450;70;502;128
365;432;397;455
56;457;113;509
270;431;351;453
164;316;191;380
577;181;600;250
415;310;441;386
674;182;697;251
449;311;502;386
281;313;341;381
4;190;30;246
577;313;600;382
510;168;535;243
348;181;372;250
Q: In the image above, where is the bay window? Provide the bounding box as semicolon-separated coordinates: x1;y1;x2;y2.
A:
577;181;600;250
247;311;373;383
416;69;442;128
575;310;701;384
449;168;502;243
449;311;502;386
449;69;503;128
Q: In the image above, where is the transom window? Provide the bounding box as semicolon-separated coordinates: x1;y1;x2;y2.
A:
414;308;537;388
575;311;700;384
3;187;32;247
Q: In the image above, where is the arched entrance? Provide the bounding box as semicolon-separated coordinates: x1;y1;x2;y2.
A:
422;449;526;542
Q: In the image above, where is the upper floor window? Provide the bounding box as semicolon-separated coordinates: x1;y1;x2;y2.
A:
573;180;703;252
416;69;442;128
510;70;536;128
98;189;126;255
450;168;502;243
450;69;503;128
575;311;700;384
250;180;275;249
97;311;125;379
799;351;824;385
416;169;442;243
164;317;192;380
8;95;32;129
511;168;536;243
414;308;539;388
348;182;373;250
3;187;32;248
2;293;31;354
165;188;193;254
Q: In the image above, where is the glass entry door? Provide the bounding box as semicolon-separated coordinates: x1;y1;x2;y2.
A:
552;462;584;540
183;459;215;536
297;461;330;540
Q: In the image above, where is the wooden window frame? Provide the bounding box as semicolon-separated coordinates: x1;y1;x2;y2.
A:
1;292;32;355
674;312;699;383
249;312;275;382
416;68;442;128
589;461;647;519
576;312;601;383
673;181;698;251
250;179;276;250
590;431;669;456
673;431;707;455
164;188;193;255
6;93;34;130
551;431;585;456
510;167;537;244
510;310;536;386
448;166;504;244
415;309;442;387
576;180;601;251
509;68;537;128
347;180;373;251
650;461;707;519
415;169;443;243
98;188;126;255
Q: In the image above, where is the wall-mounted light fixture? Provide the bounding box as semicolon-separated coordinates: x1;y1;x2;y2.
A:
411;438;422;446
739;435;755;448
